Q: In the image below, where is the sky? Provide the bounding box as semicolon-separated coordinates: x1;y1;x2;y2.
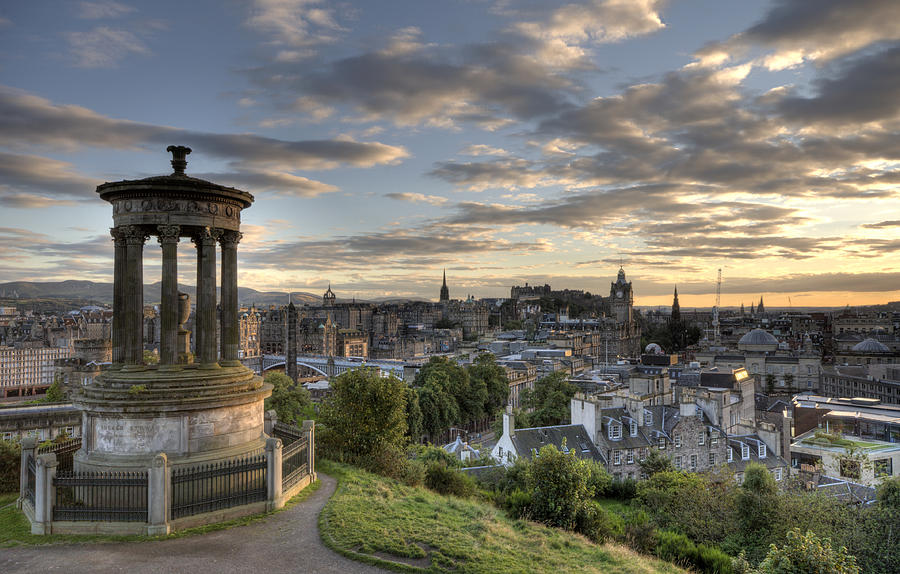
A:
1;0;899;308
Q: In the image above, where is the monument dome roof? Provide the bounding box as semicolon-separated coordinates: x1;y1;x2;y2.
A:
852;338;890;353
739;329;778;347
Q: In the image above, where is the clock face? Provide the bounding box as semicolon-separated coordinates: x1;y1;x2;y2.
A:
616;290;623;298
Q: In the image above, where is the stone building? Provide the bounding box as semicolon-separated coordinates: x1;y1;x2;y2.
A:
0;344;73;398
821;364;900;404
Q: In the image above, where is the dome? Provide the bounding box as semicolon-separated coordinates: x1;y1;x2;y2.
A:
738;328;779;351
852;338;890;353
645;343;664;354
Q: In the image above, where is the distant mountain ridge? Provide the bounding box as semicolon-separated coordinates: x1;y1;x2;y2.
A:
0;280;320;307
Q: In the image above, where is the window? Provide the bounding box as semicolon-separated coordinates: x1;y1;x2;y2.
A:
630;420;638;437
759;442;767;459
498;446;503;458
658;437;666;450
613;449;622;465
690;454;698;472
727;448;733;463
627;449;634;465
709;452;716;466
639;448;648;461
609;423;622;441
644;411;653;426
699;431;705;446
674;433;682;448
875;459;893;477
711;435;718;446
675;455;682;470
773;468;783;481
741;443;750;460
736;472;744;484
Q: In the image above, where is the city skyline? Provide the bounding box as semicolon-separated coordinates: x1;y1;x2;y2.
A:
1;0;899;307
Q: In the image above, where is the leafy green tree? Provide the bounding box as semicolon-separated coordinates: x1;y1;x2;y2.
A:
417;370;460;439
639;448;674;477
43;375;65;403
851;477;900;572
319;368;408;460
757;529;859;574
525;443;598;530
736;462;780;563
0;439;21;494
405;386;423;443
416;356;481;424
468;353;509;413
521;371;577;427
264;371;312;426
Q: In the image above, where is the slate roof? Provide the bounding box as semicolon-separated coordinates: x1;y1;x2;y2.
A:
510;424;606;464
726;435;788;472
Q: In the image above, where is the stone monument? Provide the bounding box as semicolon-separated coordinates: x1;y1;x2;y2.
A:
72;146;272;472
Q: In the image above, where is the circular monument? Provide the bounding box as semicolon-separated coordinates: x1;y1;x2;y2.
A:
73;146;272;472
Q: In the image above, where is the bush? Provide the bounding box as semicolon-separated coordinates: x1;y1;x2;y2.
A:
576;501;625;543
0;439;21;494
425;462;476;498
624;509;657;554
655;530;733;574
525;444;596;530
503;488;532;520
607;477;638;500
757;529;858;574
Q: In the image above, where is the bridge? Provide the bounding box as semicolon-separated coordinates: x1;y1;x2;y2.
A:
260;354;423;379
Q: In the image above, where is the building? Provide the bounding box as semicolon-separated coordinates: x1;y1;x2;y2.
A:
0;402;81;442
491;407;604;467
439;269;449;302
0;344;73;398
821;364;900;404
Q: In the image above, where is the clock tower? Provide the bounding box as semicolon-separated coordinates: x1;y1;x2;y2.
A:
610;266;633;324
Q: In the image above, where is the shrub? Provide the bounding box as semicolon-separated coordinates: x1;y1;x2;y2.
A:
655;530;733;574
624;509;657;554
576;501;625;543
413;444;461;469
607;477;637;500
0;439;21;494
396;458;426;487
525;444;595;530
503;488;532;520
425;462;476;498
757;529;858;574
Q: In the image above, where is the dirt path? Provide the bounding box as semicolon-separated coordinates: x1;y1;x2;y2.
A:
0;474;387;574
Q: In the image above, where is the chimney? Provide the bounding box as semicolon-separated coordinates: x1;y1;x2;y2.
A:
680;401;697;418
503;404;515;438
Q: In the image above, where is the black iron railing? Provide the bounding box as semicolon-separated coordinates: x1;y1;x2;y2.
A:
25;455;36;507
37;437;82;472
282;436;309;490
53;470;148;522
170;453;267;519
272;421;304;445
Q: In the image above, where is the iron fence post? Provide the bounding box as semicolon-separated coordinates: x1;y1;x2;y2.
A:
266;437;283;511
148;452;170;535
18;437;36;510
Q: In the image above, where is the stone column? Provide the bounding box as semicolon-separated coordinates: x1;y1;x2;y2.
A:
193;227;218;368
148;452;170;535
122;225;148;368
157;225;180;368
110;228;126;366
32;452;57;535
18;437;36;508
265;437;283;511
218;230;242;366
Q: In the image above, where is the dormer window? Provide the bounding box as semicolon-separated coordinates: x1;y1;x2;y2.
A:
609;423;622;441
630;420;638;437
644;411;653;426
727;448;733;462
759;442;766;459
658;436;666;450
741;443;750;461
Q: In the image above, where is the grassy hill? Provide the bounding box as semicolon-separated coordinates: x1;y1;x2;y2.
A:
318;461;683;574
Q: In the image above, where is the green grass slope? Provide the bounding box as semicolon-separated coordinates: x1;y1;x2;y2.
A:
318;461;684;574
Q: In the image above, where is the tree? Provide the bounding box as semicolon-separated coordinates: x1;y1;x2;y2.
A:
416;356;480;424
783;373;794;390
405;386;423;443
468;353;509;414
766;373;776;394
521;371;577;427
639;448;674;477
736;462;780;563
43;374;65;403
264;371;312;426
319;367;408;460
417;370;460;439
757;529;859;574
525;443;597;530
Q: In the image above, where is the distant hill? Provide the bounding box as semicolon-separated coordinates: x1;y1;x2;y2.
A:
0;280;319;307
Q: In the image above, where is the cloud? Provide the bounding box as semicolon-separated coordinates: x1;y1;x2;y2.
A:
192;170;339;198
776;45;900;125
77;1;135;19
385;192;448;205
0;86;410;170
460;144;509;157
695;0;900;69
861;220;900;229
67;26;148;68
0;152;100;206
246;0;343;49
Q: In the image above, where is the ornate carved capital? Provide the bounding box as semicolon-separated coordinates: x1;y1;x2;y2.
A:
217;230;243;249
110;227;126;246
156;224;181;245
191;226;216;248
120;225;149;246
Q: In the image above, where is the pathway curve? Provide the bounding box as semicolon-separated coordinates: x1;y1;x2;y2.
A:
1;474;386;574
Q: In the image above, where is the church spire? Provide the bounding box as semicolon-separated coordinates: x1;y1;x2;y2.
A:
671;286;681;322
440;269;450;302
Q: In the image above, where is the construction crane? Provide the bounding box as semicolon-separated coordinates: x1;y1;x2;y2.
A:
713;268;722;345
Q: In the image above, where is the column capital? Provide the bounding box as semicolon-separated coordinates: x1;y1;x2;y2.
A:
191;227;217;247
217;230;243;249
156;224;181;245
121;225;149;245
110;227;126;246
